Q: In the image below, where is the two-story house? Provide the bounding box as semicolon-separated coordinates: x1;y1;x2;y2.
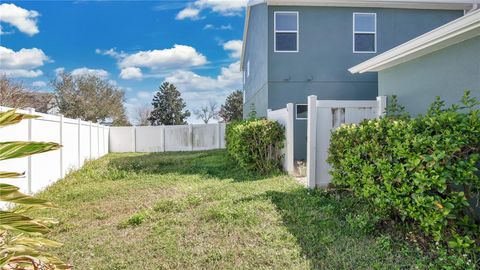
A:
240;0;474;160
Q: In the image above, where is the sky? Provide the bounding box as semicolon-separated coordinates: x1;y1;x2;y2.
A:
0;0;247;124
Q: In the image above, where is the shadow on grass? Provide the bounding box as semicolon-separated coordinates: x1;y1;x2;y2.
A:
107;150;280;182
262;188;415;269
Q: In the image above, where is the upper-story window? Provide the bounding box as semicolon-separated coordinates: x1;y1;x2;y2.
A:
353;13;376;53
274;11;299;52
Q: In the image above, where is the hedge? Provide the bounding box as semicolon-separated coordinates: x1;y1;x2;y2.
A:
328;92;479;255
226;119;285;173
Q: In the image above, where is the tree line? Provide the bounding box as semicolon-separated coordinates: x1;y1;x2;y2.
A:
0;73;243;126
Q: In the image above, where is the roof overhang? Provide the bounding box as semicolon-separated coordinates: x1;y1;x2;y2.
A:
349;8;480;73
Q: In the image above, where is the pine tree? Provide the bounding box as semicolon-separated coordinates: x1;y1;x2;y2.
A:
149;82;190;125
219;90;243;122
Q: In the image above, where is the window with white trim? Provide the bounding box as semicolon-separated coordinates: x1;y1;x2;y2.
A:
274;11;298;52
353;13;376;53
296;104;307;119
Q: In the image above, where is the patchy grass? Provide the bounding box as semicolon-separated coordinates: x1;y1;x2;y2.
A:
33;150;427;269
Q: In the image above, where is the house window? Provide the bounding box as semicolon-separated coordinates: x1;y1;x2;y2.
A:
353;13;376;53
274;11;299;52
296;104;307;119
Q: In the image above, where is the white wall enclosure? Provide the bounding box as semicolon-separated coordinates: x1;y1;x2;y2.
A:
0;106;109;195
267;103;294;174
306;96;387;188
109;123;226;153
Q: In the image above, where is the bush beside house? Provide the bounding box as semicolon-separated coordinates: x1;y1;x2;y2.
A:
328;92;479;266
226;119;285;174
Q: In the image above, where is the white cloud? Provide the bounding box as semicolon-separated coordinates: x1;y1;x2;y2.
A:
0;69;43;78
95;48;126;59
120;67;143;80
177;0;246;20
98;45;208;80
223;40;243;58
0;46;49;69
164;61;242;121
119;45;207;70
176;7;201;20
203;23;232;30
71;67;109;79
165;61;241;92
32;80;47;87
0;3;39;36
0;46;49;78
54;67;65;76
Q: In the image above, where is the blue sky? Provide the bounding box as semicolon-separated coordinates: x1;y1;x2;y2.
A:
0;0;246;123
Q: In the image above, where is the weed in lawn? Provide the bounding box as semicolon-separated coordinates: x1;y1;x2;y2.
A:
118;210;150;228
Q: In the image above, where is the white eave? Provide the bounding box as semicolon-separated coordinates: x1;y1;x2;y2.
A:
349;8;480;73
240;0;477;71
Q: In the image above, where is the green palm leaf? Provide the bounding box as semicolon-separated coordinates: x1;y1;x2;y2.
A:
0;211;49;234
0;141;61;161
0;171;24;178
0;109;38;128
0;183;54;207
0;245;71;269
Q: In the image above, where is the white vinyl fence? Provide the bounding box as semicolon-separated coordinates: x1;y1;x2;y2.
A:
267;103;294;174
0;107;109;195
306;95;387;188
109;123;226;153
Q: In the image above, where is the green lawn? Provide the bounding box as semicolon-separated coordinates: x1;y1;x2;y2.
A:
33;150;426;269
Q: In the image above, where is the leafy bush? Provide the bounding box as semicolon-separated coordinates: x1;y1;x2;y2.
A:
226;119;285;173
328;92;479;258
0;110;70;269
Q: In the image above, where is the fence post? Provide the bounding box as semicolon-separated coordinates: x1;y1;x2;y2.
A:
162;126;166;152
132;127;136;152
189;125;193;151
286;103;295;174
89;121;92;159
59;114;64;178
216;122;221;149
97;123;100;157
27;108;34;194
376;96;387;118
306;95;317;189
77;119;81;167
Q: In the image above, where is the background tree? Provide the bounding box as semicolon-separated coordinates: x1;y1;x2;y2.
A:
133;103;152;126
0;76;54;113
149;82;190;125
194;100;219;124
219;90;243;122
52;72;129;126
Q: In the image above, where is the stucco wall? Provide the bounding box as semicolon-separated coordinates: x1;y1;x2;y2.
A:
379;36;480;116
243;3;268;117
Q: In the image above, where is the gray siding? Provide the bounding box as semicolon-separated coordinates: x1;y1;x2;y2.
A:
266;6;462;159
379;36;480;116
243;4;268;118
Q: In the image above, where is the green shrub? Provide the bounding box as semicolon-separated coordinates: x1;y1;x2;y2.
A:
226;119;285;173
328;92;479;257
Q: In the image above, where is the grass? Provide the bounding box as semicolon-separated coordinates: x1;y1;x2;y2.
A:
32;150;427;269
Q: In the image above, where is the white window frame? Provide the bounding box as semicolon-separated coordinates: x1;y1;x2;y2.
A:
295;104;308;120
274;11;299;53
353;13;377;54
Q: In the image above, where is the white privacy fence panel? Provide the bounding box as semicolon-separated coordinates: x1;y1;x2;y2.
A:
109;123;226;153
267;103;294;174
0;106;109;196
307;96;387;188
